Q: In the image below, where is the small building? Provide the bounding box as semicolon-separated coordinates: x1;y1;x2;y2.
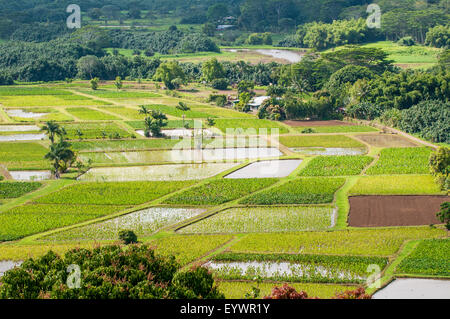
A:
249;96;270;110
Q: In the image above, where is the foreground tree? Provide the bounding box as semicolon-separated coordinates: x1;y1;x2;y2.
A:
429;147;450;190
144;111;168;137
0;245;224;299
45;140;75;179
41;121;65;144
153;61;186;90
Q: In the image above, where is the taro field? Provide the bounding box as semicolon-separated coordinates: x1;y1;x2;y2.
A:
0;82;448;299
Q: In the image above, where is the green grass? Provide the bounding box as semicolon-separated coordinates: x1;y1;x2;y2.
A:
99;107;147;120
396;239;450;276
79;90;161;99
240;177;345;205
229;227;446;257
279;135;364;148
126;119;199;129
0;87;71;96
293;126;378;133
198;108;256;119
0;142;50;170
65;107;120;121
34;181;197;205
366;147;432;175
164;179;279;205
350;175;443;195
214;119;290;134
210;252;388;284
60;122;133;140
299;156;373;176
179;206;334;234
0;95;110;107
0;182;42;199
0;204;128;241
217;281;358;299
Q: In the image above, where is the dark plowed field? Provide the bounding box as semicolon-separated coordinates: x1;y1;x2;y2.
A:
348;195;449;227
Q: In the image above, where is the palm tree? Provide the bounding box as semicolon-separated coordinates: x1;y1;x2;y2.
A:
138;105;151;116
45;141;75;179
41;121;64;144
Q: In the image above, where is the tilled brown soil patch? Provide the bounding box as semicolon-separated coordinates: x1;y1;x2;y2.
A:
348;195;449;227
283;120;357;127
354;134;418;148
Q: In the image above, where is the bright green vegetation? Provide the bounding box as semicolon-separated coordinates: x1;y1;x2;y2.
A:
0;182;42;199
43;208;206;242
150;234;234;266
240;178;345;205
0;95;109;107
0;142;50;170
293;126;378;133
209;252;388;283
396;239;450;276
0;87;70;96
179;206;334;234
6;107;73;122
71;139;181;151
229;227;445;257
299;156;373;176
350;175;443;195
34;181;197;205
60;122;132;140
100;107;146;120
217;281;358;299
213;119;290;134
126;119;199;130
164;179;279;205
366;147;432;175
0;204;128;241
139;104;214;119
79;90;161;99
279;135;364;148
0;242;98;261
197;108;255;119
65;107;119;121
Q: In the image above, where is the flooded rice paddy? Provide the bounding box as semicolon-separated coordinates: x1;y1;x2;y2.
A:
0;133;46;141
373;279;450;299
78;163;240;181
10;170;52;181
225;160;302;178
5;109;49;119
0;125;40;132
0;261;22;277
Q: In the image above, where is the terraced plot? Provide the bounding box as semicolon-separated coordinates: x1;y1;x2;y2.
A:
65;107;120;121
279;135;364;148
0;95;109;107
367;147;432;175
179;206;335;234
79;163;240;182
6;108;73;122
34;181;196;205
213;119;290;134
228;227;445;256
164;179;279;205
0;142;50;170
350;175;443;195
240;177;345;205
79;90;161;99
299;156;373;176
43;207;207;242
0;182;42;199
355;134;418;148
61;122;132;140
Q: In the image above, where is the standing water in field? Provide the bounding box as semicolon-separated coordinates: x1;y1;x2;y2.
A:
0;125;40;132
0;133;46;141
225;160;302;178
5;109;49;119
0;261;22;277
373;279;450;299
10;170;52;181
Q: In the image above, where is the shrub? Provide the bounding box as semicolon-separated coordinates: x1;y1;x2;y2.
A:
211;78;229;90
0;245;224;299
264;284;310;299
436;202;450;230
397;36;415;46
118;230;138;244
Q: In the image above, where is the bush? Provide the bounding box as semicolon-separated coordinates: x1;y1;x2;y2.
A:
208;94;227;107
436;202;450;230
264;284;311;299
0;245;224;299
397;36;415;46
346;102;383;120
0;72;14;85
211;78;229;90
118;230;138;244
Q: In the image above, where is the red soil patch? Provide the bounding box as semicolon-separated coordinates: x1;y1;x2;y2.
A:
348;195;449;227
283;120;357;127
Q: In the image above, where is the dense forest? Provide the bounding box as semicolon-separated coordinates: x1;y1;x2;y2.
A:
0;0;448;143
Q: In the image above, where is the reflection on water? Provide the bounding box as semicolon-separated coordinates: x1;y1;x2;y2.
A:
6;109;48;118
0;261;22;277
78;162;240;181
0;133;46;141
225;160;302;178
0;125;40;132
10;170;51;181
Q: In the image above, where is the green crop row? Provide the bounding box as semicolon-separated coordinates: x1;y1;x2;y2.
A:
350;175;443;195
139;104;214;119
35;181;197;205
213;119;290;134
292;125;378;133
164;179;279;205
79;90;161;99
179;206;334;234
0;142;50;170
0;87;71;96
366;147;432;175
0;204;129;241
299;156;373;176
60;123;132;140
0;182;42;199
396;239;450;276
229;227;446;257
65;107;119;121
240;177;345;205
279;135;364;148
